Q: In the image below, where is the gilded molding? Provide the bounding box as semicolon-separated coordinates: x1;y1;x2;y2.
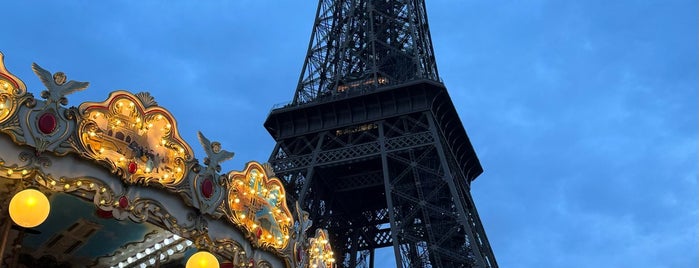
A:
77;91;194;186
224;161;293;251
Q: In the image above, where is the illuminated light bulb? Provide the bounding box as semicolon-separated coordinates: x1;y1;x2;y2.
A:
176;167;182;173
234;198;240;203
21;169;27;175
136;117;141;123
99;148;105;153
186;251;219;268
76;181;82;186
240;214;246;219
148;123;154;128
9;188;50;228
164;174;170;179
129;102;134;107
266;234;272;239
6;169;13;175
166;123;171;129
156;115;163;120
252;223;257;228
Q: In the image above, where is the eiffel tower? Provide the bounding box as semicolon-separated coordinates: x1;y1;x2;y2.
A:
265;1;497;267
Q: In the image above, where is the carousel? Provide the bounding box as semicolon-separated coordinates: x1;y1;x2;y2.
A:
0;52;335;268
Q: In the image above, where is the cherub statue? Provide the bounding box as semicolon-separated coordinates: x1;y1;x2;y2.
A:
294;201;313;267
32;63;89;105
197;131;234;173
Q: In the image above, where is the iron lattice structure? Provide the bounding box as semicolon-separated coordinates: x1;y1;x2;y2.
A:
266;1;497;267
291;0;439;105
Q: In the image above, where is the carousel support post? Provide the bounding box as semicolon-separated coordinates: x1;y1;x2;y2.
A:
0;216;12;265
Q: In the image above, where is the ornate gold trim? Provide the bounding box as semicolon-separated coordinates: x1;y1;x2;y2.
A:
224;161;293;251
77;91;194;186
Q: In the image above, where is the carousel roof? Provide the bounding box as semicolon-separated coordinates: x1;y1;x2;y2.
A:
0;52;335;268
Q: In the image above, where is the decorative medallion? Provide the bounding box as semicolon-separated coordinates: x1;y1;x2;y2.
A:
202;177;214;198
118;196;129;209
226;162;293;250
77;91;194;186
37;112;57;134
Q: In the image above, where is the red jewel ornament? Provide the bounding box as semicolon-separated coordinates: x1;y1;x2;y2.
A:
127;161;137;174
119;196;129;209
256;227;263;239
37;113;57;134
201;178;214;198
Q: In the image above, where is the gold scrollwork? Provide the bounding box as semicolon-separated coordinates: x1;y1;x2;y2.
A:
77;91;193;186
226;161;293;251
307;229;335;268
0;52;29;125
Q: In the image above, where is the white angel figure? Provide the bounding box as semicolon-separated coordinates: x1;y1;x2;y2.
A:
32;63;89;105
197;131;234;173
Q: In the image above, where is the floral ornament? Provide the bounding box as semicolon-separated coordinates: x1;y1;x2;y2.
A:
225;162;293;250
77;91;193;186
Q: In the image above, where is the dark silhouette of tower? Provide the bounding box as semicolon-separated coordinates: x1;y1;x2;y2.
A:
265;1;497;267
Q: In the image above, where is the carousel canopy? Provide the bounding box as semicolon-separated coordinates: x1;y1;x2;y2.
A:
0;53;335;268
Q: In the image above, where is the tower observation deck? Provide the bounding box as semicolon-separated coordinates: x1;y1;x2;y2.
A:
265;1;497;267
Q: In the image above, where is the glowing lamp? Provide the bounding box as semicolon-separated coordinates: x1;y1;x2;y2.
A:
186;251;219;268
9;188;50;228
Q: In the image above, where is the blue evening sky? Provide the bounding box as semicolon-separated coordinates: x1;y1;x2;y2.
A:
1;1;696;267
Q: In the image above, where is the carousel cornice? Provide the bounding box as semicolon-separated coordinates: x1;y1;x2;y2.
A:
0;52;335;268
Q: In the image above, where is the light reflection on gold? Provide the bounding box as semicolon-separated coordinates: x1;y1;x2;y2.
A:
308;229;335;267
78;91;193;186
